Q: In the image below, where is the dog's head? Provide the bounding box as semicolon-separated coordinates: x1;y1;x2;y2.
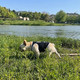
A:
19;40;30;51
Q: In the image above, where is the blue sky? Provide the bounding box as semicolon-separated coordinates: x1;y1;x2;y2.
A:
0;0;80;14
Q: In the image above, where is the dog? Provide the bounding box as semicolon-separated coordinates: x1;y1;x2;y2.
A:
19;40;61;58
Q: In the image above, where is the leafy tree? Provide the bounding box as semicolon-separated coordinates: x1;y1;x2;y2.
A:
0;6;17;18
66;15;77;23
28;12;33;20
33;12;41;20
41;13;49;21
77;15;80;23
44;14;49;21
55;10;67;23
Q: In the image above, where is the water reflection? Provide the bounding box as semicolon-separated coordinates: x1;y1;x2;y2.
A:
0;25;80;39
55;29;65;37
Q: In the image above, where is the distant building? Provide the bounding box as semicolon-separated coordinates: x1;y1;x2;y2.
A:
23;17;29;21
19;16;23;19
49;14;55;23
19;16;30;21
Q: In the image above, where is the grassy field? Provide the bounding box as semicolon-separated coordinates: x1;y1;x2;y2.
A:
0;35;80;80
0;20;70;26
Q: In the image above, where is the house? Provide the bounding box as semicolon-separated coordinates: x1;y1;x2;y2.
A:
19;16;30;21
19;16;23;19
23;17;29;21
49;14;55;23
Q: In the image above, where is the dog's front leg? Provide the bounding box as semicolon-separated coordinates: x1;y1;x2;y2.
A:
49;51;53;57
32;43;40;58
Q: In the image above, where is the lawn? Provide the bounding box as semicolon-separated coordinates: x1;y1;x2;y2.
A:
0;35;80;80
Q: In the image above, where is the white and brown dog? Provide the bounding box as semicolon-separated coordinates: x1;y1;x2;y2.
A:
19;40;61;58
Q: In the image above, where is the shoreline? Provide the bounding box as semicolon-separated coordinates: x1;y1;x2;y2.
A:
0;20;78;26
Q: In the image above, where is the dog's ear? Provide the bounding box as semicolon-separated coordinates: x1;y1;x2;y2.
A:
23;40;27;45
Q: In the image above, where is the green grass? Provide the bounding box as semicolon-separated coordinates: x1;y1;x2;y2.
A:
0;35;80;80
0;20;70;26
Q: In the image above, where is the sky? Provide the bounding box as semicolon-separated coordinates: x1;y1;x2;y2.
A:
0;0;80;14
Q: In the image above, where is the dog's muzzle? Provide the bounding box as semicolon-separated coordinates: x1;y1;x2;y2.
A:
19;47;24;52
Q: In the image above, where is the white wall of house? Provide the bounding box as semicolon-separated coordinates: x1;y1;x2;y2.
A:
19;16;30;21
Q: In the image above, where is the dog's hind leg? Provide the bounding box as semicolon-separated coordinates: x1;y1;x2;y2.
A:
47;43;61;58
32;43;40;58
49;50;61;58
55;51;61;58
51;47;61;58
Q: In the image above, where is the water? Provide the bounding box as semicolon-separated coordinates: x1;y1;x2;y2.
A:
0;25;80;39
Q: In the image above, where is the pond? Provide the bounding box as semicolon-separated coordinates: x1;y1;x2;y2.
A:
0;25;80;39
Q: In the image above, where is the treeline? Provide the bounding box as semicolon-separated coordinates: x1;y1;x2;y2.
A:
0;6;80;24
18;10;80;24
55;10;80;24
18;11;50;21
0;6;51;21
0;6;17;18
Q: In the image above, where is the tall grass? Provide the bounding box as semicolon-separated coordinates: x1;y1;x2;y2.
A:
0;35;80;80
0;20;69;26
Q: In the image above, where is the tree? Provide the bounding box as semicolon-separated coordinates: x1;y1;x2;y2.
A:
77;15;80;23
55;10;67;23
41;13;49;21
66;15;77;23
0;6;17;18
32;12;41;20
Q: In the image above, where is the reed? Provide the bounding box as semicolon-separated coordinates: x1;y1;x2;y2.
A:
0;20;70;26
